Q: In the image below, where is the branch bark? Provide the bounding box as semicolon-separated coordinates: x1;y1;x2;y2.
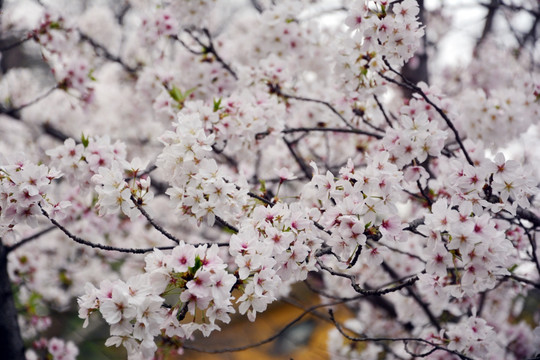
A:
0;242;25;360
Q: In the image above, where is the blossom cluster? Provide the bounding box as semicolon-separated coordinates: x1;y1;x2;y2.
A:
0;156;65;237
25;337;79;360
337;0;424;94
78;242;236;359
157;113;248;226
381;95;449;168
230;202;321;321
46;136;155;219
0;0;539;359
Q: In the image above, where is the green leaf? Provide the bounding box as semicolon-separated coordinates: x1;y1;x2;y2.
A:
259;179;266;193
189;255;203;274
81;133;89;148
168;85;183;103
213;97;223;112
183;87;197;99
168;86;197;109
88;69;97;81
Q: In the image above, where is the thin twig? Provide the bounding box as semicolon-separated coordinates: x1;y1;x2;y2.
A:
0;85;58;116
315;255;419;296
131;195;180;244
0;35;32;52
268;83;355;129
381;261;441;332
170;34;205;55
185;28;238;80
378;60;474;166
183;296;369;354
417;180;433;207
6;225;56;253
281;126;383;139
214;215;239;233
373;94;393;128
39;204;174;254
503;273;540;289
328;310;473;360
78;31;138;73
283;137;313;179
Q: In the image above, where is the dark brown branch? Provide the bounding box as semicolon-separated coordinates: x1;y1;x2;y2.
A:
0;243;25;360
39;204;174;254
476;0;499;51
42;123;71;142
78;31;138;74
185;28;238;80
131;195;180;244
520;218;540;277
328;309;473;360
383;243;427;263
183;296;368;354
6;225;56;253
315;255;419;296
503;273;540;289
417;180;433;207
0;35;32;52
283;137;313;179
211;144;239;170
214;215;239;233
381;261;441;332
2;99;73;143
0;85;57;116
494;1;540;17
373;94;393;128
516;207;540;229
378;62;474;166
170;34;205;55
228;179;276;207
283;126;383;139
268;83;355;129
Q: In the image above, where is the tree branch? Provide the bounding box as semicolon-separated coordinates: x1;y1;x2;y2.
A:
378;61;474;166
184;28;238;80
283;137;313;179
78;31;138;74
315;255;419;296
328;309;472;360
39;204;174;254
131;195;181;244
5;225;56;253
268;83;356;129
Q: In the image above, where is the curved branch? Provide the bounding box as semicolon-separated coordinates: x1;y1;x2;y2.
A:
0;85;58;116
381;261;441;332
131;195;181;244
5;225;56;253
78;31;138;74
184;28;238;80
328;309;473;360
315;255;419;296
283;126;383;139
373;94;393;128
0;35;32;52
268;83;356;129
39;204;174;254
183;296;364;354
378;61;474;166
283;137;313;179
503;273;540;289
